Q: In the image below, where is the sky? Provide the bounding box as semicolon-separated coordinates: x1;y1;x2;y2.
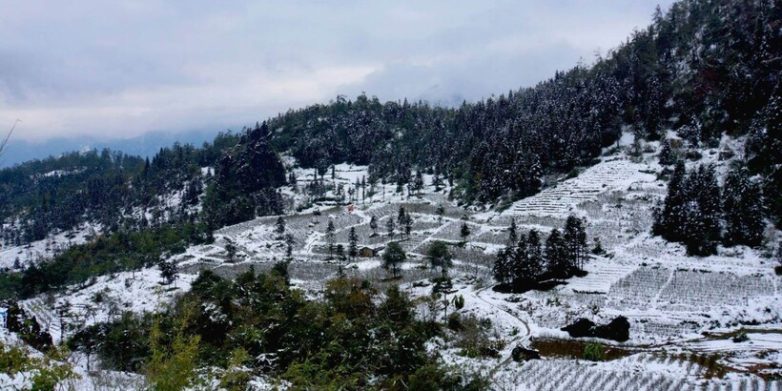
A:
0;0;675;143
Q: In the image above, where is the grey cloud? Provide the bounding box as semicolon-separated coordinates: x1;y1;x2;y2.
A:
0;0;675;142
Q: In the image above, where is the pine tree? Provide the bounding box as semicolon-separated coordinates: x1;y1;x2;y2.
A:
697;165;722;245
285;233;295;261
326;220;336;259
682;165;721;256
545;229;569;278
386;217;395;238
591;238;605;255
493;248;511;285
427;241;452;277
275;216;286;236
397;206;407;225
413;170;424;195
348;227;358;260
527;229;543;278
335;244;346;262
653;160;686;240
225;239;237;263
460;223;471;242
383;242;406;279
514;233;540;287
369;215;378;236
563;215;588;270
509;234;528;286
659;139;676;165
507;218;518;246
723;163;765;247
404;214;413;238
159;261;178;285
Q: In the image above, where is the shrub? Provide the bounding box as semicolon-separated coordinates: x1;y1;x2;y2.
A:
0;342;31;374
732;331;749;343
455;315;504;358
582;342;605;361
447;313;462;331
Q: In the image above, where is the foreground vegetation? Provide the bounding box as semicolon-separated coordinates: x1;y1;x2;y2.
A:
70;266;488;390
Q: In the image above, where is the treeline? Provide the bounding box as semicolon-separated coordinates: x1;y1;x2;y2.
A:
70;268;487;390
653;161;765;256
493;216;589;292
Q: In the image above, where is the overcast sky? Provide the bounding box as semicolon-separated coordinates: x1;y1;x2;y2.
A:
0;1;674;142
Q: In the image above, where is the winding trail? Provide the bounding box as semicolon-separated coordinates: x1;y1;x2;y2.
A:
466;285;532;379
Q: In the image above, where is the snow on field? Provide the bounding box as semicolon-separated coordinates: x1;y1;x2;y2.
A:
501;157;658;219
0;222;101;270
493;353;780;391
21;267;195;344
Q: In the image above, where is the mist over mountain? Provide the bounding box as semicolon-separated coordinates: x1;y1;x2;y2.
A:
0;129;223;168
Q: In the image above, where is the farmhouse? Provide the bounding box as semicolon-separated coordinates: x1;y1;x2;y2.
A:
358;246;384;257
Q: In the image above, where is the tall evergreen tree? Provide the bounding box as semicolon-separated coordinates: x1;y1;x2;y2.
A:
563;215;588;270
348;227;358;260
653;160;687;241
397;207;407;225
545;229;570;278
682;165;721;256
403;214;413;238
507;218;518;246
511;233;544;287
723;163;765;247
326;220;336;259
659;139;676;165
369;215;378;237
527;229;543;278
275;216;286;236
493;248;511;285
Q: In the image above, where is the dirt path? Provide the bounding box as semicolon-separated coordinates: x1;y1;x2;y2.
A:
467;285;532;379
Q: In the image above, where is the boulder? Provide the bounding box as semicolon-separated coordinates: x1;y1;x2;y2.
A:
561;316;630;342
511;345;541;362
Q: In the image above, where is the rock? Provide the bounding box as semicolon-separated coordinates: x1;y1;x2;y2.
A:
561;316;630;342
511;345;541;362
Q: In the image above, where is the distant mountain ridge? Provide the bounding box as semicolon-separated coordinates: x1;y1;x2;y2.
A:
0;129;222;168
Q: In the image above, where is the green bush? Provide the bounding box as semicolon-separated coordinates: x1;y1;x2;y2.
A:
0;342;31;374
80;271;470;390
582;342;606;361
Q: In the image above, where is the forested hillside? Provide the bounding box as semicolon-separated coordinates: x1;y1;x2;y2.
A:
1;0;780;248
267;0;781;215
1;1;782;389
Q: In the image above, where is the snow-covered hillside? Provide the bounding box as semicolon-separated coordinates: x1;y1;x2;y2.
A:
4;134;781;390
